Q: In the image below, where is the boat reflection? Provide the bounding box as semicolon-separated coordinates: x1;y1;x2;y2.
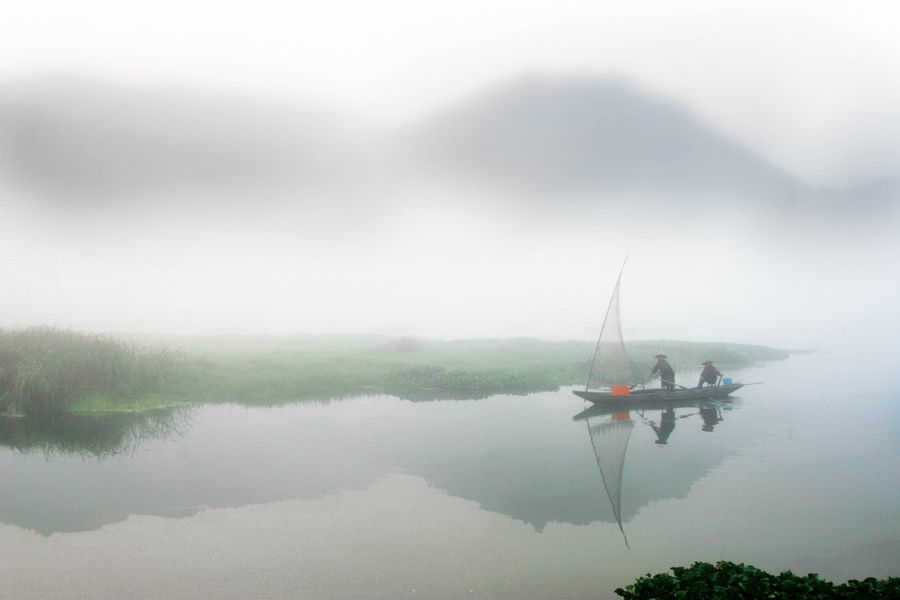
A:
573;397;732;546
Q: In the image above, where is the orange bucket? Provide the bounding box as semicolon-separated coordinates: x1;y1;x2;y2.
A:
611;385;630;396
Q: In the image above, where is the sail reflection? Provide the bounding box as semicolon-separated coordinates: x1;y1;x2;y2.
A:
586;411;634;547
575;397;733;546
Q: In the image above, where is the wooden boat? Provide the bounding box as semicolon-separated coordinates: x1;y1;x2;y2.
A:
573;382;744;405
575;258;746;406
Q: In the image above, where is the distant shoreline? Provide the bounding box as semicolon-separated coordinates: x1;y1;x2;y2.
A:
1;328;791;414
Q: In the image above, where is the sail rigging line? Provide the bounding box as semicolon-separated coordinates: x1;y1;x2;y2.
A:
630;372;659;390
584;254;628;391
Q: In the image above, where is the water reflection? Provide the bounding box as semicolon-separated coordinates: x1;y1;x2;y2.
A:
574;398;734;546
0;407;193;459
0;392;742;540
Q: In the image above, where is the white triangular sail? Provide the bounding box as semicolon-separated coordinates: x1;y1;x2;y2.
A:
586;259;635;390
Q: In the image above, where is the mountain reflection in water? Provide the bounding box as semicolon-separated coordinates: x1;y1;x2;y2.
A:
0;392;742;540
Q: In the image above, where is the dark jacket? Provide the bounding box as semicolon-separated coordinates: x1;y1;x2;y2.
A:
700;364;722;381
651;359;674;382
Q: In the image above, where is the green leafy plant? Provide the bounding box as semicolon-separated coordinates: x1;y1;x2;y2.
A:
615;561;900;599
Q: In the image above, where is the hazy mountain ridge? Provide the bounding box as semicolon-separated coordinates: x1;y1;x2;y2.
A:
0;76;379;205
3;74;896;221
409;76;815;204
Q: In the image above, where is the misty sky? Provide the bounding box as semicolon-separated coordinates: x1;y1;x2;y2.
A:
1;0;899;351
4;0;900;185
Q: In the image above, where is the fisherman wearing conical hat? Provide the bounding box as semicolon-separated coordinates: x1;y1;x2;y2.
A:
698;360;723;388
651;354;675;392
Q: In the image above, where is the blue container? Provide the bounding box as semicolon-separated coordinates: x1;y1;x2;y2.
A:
723;378;733;386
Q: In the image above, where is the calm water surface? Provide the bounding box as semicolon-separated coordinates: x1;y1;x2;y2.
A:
2;345;900;599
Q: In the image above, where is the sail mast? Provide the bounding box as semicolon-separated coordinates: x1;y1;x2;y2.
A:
585;256;629;392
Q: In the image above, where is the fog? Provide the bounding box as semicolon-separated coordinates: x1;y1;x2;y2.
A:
1;1;899;352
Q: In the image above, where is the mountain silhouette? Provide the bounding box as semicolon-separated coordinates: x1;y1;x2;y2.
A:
409;76;815;209
4;73;896;225
0;76;372;207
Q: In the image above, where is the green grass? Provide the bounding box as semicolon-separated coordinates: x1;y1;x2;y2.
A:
0;327;183;414
140;335;591;405
0;329;791;413
139;334;787;405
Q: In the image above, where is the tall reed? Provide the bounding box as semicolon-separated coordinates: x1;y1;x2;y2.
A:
0;327;183;414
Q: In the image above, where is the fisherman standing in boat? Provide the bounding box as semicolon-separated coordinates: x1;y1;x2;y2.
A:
697;360;722;388
651;354;675;392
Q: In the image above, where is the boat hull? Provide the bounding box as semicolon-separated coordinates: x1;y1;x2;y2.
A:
573;383;744;405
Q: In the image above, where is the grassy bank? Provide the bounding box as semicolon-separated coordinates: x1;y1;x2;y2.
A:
0;327;183;414
135;335;592;405
0;328;791;413
112;334;788;406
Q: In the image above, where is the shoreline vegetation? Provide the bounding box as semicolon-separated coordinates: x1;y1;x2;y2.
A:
616;561;900;599
0;327;793;414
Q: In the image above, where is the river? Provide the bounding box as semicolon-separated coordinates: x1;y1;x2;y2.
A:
2;343;899;599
